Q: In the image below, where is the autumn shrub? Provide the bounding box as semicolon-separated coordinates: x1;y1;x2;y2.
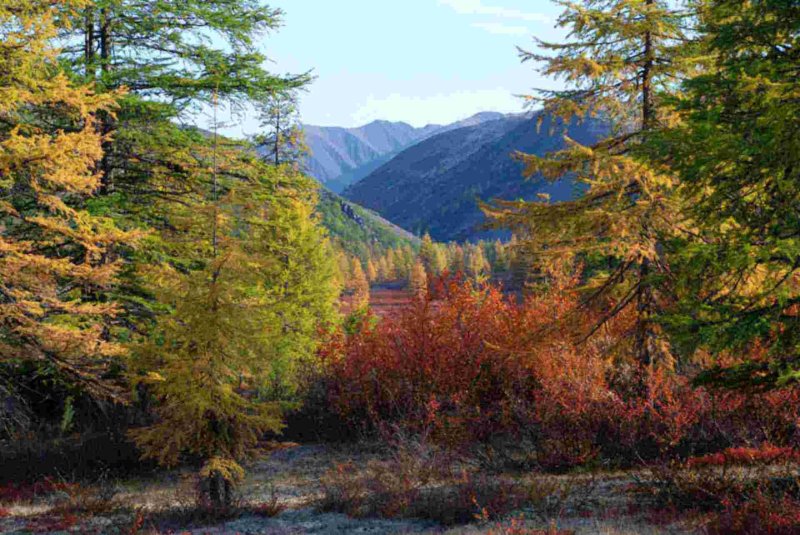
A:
705;492;800;535
643;442;800;529
320;278;702;468
0;477;77;504
321;278;610;449
319;277;800;470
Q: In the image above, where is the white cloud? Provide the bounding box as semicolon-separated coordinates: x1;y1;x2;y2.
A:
471;22;529;35
352;89;524;128
439;0;551;23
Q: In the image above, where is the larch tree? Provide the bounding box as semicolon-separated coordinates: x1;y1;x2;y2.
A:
410;260;429;298
467;245;491;280
659;0;800;389
0;0;136;400
486;0;696;370
59;0;311;199
256;90;306;167
366;259;378;283
350;259;370;310
419;233;445;277
131;141;337;506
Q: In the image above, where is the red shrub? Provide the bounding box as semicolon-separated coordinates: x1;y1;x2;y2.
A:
323;278;602;446
706;493;800;535
320;276;800;469
687;444;800;469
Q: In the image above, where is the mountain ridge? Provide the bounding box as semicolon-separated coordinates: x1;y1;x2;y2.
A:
343;112;609;242
302;112;505;192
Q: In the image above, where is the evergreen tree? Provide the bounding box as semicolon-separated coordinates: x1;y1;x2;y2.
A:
486;0;695;369
0;0;136;400
256;90;305;167
60;0;311;194
661;0;800;389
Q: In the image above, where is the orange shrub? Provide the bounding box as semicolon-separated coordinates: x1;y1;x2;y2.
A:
319;276;800;469
323;278;598;446
687;444;800;469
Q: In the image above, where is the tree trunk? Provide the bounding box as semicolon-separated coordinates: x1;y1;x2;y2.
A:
204;472;233;509
642;0;655;131
98;7;115;192
84;8;95;79
274;108;281;166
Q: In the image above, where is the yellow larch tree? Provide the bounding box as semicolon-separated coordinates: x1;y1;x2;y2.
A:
0;0;136;400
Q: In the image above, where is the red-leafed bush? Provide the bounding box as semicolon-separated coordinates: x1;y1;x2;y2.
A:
319;276;800;470
322;277;607;449
705;492;800;535
687;445;800;469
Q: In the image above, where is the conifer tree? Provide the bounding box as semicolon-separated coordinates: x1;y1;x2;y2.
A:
131;150;336;506
449;243;466;274
418;233;439;277
661;0;800;389
410;260;429;298
493;240;510;273
383;250;397;281
335;251;352;291
256;90;306;167
366;259;378;283
60;0;311;197
0;0;136;400
351;260;370;310
398;245;415;280
467;245;490;280
486;0;695;369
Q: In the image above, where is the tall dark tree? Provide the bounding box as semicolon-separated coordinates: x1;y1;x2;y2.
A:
59;0;311;194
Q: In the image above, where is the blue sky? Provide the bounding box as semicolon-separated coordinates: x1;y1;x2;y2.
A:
217;0;567;136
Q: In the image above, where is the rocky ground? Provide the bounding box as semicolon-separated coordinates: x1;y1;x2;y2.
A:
0;444;699;534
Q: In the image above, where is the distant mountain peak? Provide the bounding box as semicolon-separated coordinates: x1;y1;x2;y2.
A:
299;111;512;193
344;113;609;242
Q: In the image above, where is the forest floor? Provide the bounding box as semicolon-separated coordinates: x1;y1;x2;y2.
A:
0;443;702;534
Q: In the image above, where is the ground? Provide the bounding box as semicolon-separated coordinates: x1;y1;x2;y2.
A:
0;443;702;534
340;284;412;318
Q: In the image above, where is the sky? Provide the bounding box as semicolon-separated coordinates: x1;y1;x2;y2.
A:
216;0;567;137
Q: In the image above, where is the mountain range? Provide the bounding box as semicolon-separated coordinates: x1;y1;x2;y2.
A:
342;113;608;242
302;112;504;193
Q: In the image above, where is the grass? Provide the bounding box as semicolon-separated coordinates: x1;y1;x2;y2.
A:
4;442;798;534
